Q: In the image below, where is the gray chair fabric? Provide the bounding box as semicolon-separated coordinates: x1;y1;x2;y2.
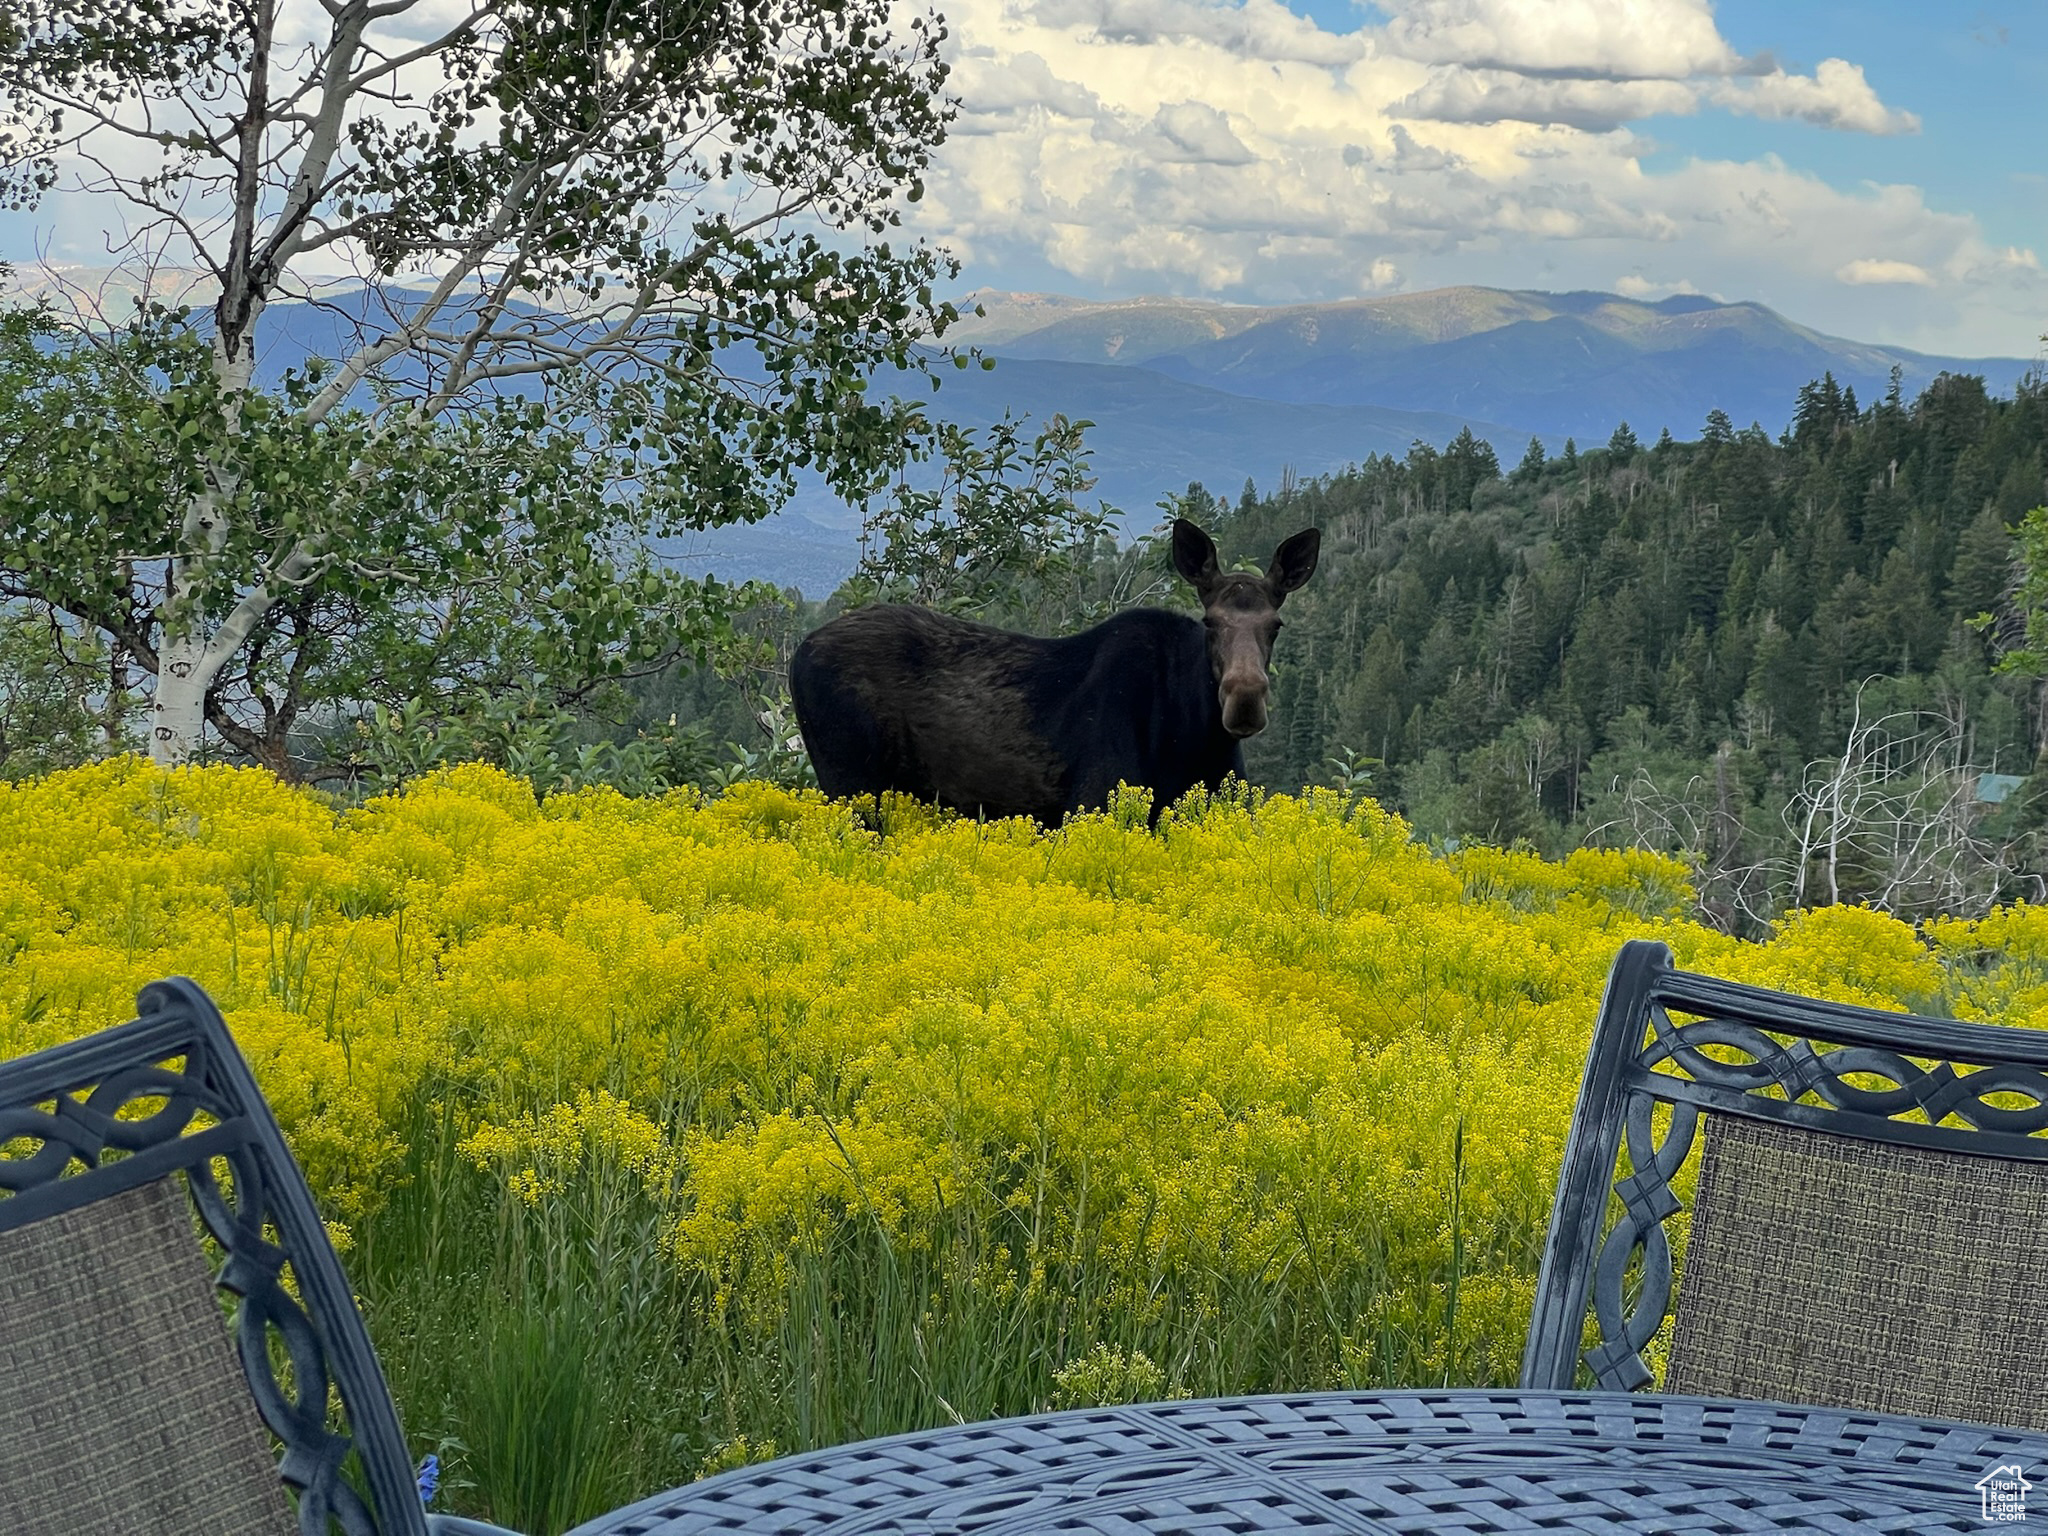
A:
1667;1112;2048;1430
0;1174;293;1536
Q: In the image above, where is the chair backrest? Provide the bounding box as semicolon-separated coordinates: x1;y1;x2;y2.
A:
0;979;428;1536
1522;938;2048;1429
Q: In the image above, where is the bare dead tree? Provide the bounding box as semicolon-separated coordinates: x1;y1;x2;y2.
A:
1583;682;2042;930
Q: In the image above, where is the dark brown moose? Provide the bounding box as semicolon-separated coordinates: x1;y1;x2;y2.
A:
789;519;1321;825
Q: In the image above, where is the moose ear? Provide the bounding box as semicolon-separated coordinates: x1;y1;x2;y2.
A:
1171;519;1221;591
1266;528;1321;603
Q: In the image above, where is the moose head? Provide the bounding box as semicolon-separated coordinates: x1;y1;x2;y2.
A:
1171;519;1322;739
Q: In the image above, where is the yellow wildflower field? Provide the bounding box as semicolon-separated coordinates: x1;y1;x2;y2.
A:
4;757;2044;1441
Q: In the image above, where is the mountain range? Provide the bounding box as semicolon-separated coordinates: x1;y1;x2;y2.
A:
11;267;2035;595
678;285;2035;594
947;285;2035;444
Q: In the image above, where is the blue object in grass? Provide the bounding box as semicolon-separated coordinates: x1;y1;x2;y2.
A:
417;1453;441;1507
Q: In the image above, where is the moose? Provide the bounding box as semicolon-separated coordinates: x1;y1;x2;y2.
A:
789;519;1321;826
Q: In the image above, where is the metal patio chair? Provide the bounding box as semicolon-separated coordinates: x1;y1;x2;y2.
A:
0;977;521;1536
1522;937;2048;1430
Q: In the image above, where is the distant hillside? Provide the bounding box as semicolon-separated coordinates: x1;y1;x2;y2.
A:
653;512;862;600
18;268;2033;595
898;352;1525;514
661;359;1522;597
1;262;214;318
952;286;2036;443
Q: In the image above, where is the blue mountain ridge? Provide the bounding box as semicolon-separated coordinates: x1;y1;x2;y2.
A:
959;286;2036;443
227;283;2038;596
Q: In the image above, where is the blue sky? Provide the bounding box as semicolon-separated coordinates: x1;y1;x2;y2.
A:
1633;3;2046;256
900;0;2046;358
5;0;2041;360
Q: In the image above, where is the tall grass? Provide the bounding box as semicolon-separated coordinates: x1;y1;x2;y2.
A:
354;1097;1488;1534
356;1101;698;1532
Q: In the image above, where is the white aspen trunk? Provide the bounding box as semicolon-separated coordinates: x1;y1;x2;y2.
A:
150;527;240;768
148;336;260;769
149;619;213;767
147;533;321;768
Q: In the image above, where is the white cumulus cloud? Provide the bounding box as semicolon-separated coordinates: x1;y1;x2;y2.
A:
951;48;1103;134
1714;59;1920;135
1024;0;1367;64
1149;101;1259;164
1615;275;1706;298
901;0;2040;353
1378;0;1748;79
1836;258;1936;286
1394;69;1700;131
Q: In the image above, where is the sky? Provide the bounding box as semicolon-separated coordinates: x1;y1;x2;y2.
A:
3;0;2042;361
897;0;2048;358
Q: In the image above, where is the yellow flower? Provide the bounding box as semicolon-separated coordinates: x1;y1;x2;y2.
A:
2;758;2030;1376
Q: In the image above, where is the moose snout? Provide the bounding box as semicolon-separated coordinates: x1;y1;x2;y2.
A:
1218;673;1270;737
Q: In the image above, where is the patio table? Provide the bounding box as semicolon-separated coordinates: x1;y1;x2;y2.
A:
565;1390;2048;1534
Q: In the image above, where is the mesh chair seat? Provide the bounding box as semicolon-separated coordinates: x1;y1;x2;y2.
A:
1667;1113;2048;1429
0;1176;293;1536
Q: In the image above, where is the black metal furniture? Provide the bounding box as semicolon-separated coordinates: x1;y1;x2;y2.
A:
1523;937;2048;1429
561;1389;2048;1534
0;978;520;1536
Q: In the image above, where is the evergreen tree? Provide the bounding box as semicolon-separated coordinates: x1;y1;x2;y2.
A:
1457;738;1541;845
1949;505;2018;622
1336;625;1409;762
1442;427;1502;509
1743;616;1810;747
1872;547;1943;672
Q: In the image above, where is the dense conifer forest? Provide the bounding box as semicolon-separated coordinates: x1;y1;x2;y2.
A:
1180;367;2048;929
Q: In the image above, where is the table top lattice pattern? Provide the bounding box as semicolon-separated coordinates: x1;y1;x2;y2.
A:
568;1391;2048;1535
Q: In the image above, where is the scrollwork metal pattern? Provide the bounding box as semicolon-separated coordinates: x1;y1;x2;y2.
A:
0;983;422;1536
0;1060;232;1202
1584;1091;1697;1391
1568;944;2048;1393
1640;1004;2048;1137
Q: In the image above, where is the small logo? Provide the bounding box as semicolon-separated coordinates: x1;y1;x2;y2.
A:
1977;1462;2033;1524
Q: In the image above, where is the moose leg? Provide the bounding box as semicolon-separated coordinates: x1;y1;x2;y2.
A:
790;649;896;802
1065;735;1152;824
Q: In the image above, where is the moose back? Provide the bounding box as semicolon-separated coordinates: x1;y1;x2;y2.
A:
790;519;1321;825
